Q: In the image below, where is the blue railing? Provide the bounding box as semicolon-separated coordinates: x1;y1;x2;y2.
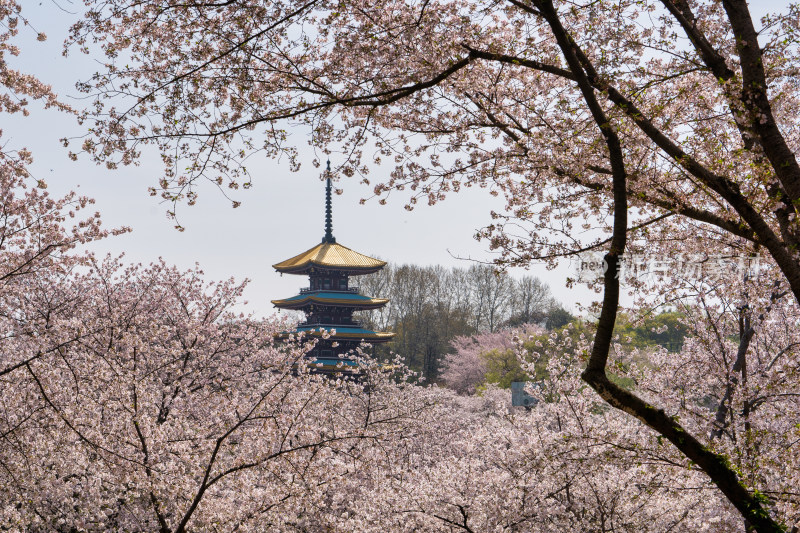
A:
298;319;362;328
298;287;360;294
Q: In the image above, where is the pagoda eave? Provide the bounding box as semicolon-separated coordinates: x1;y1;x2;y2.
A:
273;264;384;276
272;295;389;310
327;332;395;342
281;327;395;344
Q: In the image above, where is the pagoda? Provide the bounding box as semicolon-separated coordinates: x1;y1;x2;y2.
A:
272;163;394;373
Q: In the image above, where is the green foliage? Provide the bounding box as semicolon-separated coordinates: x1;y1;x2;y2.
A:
450;309;685;393
545;306;575;330
613;311;688;352
465;317;639;393
607;370;636;390
480;349;528;388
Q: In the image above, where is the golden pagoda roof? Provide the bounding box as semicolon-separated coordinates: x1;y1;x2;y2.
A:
273;242;386;274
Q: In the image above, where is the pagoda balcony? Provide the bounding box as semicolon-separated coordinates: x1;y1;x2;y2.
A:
300;318;363;328
299;287;360;294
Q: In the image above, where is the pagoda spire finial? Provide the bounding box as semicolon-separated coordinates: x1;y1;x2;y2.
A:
322;159;336;244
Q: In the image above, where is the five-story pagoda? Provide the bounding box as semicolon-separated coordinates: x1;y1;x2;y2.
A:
272;164;394;372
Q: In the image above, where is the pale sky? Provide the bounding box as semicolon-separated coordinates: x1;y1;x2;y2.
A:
16;1;788;318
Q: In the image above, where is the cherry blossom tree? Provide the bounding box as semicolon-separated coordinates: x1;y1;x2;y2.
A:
1;254;434;531
294;352;746;532
441;325;543;394
66;0;800;528
0;1;64;120
621;271;800;529
0;9;429;528
440;333;495;395
0;0;122;382
394;316;797;532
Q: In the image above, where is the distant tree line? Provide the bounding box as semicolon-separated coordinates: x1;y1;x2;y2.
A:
356;263;572;380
